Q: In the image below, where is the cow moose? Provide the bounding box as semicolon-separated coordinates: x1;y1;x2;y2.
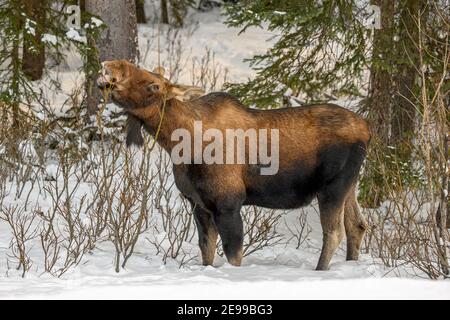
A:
97;60;370;270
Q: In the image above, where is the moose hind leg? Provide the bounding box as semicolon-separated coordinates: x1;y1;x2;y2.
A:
213;204;244;267
193;206;218;266
316;170;351;270
316;198;345;271
316;141;367;270
344;185;368;261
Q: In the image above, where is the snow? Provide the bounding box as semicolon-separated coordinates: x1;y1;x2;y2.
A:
137;10;277;87
84;17;104;29
91;17;104;27
3;275;450;300
42;34;58;46
1;226;449;300
1;6;449;300
25;19;36;36
66;28;86;43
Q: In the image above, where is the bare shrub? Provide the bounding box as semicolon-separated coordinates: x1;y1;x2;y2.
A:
284;208;312;250
147;150;197;266
85;139;149;272
163;28;188;82
215;206;286;258
141;24;197;83
35;143;95;277
190;47;229;92
242;206;286;257
108;144;155;272
0;107;46;207
140;22;227;94
0;205;38;277
364;188;448;278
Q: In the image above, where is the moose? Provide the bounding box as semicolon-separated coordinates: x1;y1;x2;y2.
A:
97;60;370;270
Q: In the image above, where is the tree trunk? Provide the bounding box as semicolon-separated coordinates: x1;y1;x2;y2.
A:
362;0;395;207
391;0;421;155
86;0;138;63
69;0;85;11
367;0;395;144
22;0;45;81
161;0;169;24
12;18;21;129
85;0;139;114
136;0;146;24
437;135;450;230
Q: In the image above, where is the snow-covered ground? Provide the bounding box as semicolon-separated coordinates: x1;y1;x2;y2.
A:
1;8;450;300
2;218;450;300
2;200;449;299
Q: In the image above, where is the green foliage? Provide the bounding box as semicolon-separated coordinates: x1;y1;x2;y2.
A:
0;1;105;122
360;1;450;207
224;0;373;108
359;143;426;208
0;0;32;108
76;11;106;111
1;1;62;106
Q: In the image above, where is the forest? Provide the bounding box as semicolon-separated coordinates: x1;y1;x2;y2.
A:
0;0;449;299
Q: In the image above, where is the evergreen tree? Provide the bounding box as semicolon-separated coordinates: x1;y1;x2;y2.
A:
136;0;146;24
361;1;449;206
224;0;372;108
225;0;449;206
22;0;46;81
0;0;105;127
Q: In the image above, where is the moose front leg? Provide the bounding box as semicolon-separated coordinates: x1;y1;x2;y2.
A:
193;206;218;266
213;203;244;267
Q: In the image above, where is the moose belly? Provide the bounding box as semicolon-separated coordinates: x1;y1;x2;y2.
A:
243;167;320;209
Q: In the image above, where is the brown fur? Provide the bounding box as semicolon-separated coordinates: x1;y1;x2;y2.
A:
98;60;371;270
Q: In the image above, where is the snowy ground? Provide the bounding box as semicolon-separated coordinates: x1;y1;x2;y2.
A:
2;203;449;299
2;224;450;300
1;8;450;300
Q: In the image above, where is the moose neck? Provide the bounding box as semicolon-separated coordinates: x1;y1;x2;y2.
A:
128;97;199;152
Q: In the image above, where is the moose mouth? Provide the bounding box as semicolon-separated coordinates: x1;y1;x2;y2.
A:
97;63;117;90
97;74;116;90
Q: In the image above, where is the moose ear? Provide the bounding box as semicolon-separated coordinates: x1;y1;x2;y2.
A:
179;87;205;101
126;115;144;147
168;84;205;101
152;66;165;77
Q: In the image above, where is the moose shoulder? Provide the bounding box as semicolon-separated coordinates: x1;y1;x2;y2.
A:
97;60;370;270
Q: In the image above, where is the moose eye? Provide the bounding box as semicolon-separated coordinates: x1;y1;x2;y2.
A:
148;83;160;93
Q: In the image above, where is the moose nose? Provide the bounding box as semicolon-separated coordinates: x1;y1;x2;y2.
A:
97;77;112;90
97;64;114;89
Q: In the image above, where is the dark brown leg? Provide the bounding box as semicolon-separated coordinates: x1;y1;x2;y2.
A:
213;205;244;266
316;198;345;271
193;206;218;266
